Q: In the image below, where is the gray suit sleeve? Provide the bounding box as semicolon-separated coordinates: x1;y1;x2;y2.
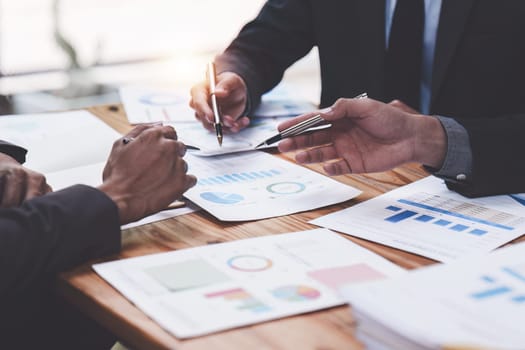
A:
426;116;473;185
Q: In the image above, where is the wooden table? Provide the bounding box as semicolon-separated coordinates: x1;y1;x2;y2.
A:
54;104;472;349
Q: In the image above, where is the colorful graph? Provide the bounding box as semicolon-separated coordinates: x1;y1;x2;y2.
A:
381;191;525;237
197;169;282;186
266;182;306;194
200;192;244;204
227;255;273;272
271;285;320;302
396;193;522;230
205;287;271;314
470;266;525;304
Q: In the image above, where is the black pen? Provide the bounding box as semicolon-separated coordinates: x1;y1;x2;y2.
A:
207;62;223;146
255;92;367;148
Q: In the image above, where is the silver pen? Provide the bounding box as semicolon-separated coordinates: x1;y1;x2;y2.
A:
207;62;223;146
255;92;367;148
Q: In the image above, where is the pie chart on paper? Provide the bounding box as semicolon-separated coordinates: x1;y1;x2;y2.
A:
200;192;244;204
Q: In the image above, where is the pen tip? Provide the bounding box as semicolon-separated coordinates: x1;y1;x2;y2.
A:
255;142;264;149
215;124;223;147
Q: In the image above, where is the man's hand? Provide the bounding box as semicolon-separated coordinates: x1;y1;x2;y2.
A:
98;124;197;224
0;153;52;208
278;98;447;175
190;71;250;133
388;99;419;114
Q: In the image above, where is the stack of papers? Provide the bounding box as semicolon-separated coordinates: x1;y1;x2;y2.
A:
94;229;405;338
312;176;525;262
342;241;525;350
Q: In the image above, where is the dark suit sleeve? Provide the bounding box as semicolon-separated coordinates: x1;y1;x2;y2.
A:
215;0;315;112
0;140;27;163
0;185;121;296
444;115;525;197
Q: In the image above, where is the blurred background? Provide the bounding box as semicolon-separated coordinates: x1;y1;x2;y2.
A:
0;0;319;115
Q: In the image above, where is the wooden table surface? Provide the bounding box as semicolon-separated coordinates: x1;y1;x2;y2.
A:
55;104;472;350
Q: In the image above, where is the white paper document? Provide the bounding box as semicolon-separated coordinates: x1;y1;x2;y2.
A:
171;116;291;156
183;151;361;221
93;229;405;338
253;84;315;118
342;241;525;350
120;86;314;156
0;110;121;174
120;86;195;124
311;176;525;262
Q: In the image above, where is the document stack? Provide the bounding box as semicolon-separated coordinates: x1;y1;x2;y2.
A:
341;242;525;350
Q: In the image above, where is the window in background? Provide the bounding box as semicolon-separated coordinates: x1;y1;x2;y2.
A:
0;0;319;115
0;0;266;75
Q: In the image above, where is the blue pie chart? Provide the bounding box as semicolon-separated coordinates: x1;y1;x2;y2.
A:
200;192;244;204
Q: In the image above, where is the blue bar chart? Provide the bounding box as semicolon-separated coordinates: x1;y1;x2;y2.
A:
382;192;525;238
470;265;525;304
311;176;525;262
384;205;487;236
198;169;282;187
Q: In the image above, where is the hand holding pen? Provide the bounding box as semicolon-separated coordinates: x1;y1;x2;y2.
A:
275;95;440;176
206;63;223;146
257;93;367;148
190;68;251;136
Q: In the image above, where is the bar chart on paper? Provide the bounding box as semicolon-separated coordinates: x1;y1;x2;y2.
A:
384;192;524;234
311;176;525;262
340;242;525;349
470;263;525;303
183;151;361;221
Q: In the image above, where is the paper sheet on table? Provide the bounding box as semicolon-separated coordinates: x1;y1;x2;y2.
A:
183;151;361;221
120;86;315;156
44;162;198;229
341;241;525;350
93;228;405;339
311;176;525;262
120;86;195;124
0;110;120;173
0;110;196;226
253;83;316;117
171;117;291;156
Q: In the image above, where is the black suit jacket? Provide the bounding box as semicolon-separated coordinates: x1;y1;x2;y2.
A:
0;141;121;345
446;116;525;197
0;141;121;296
216;0;525;196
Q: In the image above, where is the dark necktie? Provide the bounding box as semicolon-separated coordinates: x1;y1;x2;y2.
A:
385;0;425;110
